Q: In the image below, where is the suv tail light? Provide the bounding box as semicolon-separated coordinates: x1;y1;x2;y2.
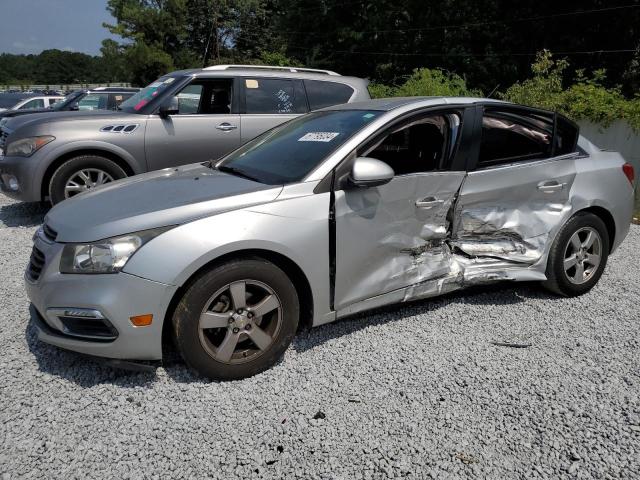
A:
622;163;635;185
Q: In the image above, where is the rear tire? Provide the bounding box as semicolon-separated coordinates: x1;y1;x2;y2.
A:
48;155;127;205
543;212;609;296
172;258;299;381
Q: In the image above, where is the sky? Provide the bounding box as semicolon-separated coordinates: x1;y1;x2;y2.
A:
0;0;118;56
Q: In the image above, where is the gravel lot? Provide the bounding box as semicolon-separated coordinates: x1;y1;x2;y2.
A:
0;194;639;480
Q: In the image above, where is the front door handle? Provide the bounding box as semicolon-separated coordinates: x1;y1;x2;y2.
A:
537;180;566;193
415;197;444;209
216;122;238;132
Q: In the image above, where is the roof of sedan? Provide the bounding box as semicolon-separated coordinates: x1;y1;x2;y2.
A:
323;96;507;111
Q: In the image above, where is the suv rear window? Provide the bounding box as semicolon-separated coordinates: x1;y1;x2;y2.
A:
304;80;354;110
244;78;307;114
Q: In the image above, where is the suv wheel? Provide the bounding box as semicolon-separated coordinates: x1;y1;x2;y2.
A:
48;155;127;204
172;258;299;380
543;212;610;296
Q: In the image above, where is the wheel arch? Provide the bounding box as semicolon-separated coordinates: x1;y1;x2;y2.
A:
576;205;616;252
40;149;136;201
162;248;314;351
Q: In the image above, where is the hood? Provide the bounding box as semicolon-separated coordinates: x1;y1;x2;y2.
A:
3;110;134;133
0;107;55;119
46;163;283;242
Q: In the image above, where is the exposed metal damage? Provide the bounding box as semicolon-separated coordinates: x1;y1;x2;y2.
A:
398;200;550;302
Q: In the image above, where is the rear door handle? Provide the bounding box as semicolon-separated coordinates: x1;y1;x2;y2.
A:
216;122;238;132
415;197;444;209
537;180;566;193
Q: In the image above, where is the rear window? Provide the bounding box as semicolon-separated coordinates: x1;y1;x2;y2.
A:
244;78;307;114
304;80;354;110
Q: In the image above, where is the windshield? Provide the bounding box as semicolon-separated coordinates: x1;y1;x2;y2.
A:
51;91;85;110
218;110;381;185
119;76;179;113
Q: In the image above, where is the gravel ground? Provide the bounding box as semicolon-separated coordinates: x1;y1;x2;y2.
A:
0;194;639;480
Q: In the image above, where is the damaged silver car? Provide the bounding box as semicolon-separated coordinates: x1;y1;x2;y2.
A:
26;97;635;380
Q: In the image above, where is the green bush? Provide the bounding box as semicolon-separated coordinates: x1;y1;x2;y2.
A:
369;68;481;98
369;52;640;132
501;50;640;131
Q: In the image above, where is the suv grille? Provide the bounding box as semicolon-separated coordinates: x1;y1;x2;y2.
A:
42;223;58;242
27;246;46;281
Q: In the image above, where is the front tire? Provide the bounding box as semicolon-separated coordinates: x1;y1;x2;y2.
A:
543;212;610;296
172;258;299;381
48;155;127;205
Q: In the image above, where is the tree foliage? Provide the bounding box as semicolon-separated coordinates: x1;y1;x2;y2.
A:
501;51;640;130
0;50;122;85
369;68;481;98
2;0;640;119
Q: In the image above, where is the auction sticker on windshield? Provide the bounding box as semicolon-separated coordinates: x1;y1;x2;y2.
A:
298;132;340;142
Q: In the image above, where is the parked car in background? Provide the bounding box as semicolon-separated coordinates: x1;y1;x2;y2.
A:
0;65;369;204
0;94;64;114
0;87;139;121
25;97;635;380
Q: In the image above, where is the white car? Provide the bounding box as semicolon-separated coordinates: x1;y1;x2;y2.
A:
0;95;64;113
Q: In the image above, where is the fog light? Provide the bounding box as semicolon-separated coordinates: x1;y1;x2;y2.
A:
130;314;153;327
7;175;19;191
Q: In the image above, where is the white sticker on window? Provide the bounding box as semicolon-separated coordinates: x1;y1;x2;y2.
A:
298;132;340;142
246;79;259;89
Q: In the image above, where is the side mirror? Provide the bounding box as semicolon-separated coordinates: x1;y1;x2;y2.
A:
158;97;179;118
348;157;394;188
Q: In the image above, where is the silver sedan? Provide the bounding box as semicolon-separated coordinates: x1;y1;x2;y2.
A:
26;97;635;380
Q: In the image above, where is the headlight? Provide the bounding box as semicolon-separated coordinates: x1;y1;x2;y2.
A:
6;136;55;157
60;227;171;274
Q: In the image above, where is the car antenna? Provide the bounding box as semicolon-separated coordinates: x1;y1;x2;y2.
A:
487;84;500;99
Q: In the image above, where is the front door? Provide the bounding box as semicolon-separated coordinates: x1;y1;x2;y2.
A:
145;78;241;170
334;110;468;310
451;105;579;264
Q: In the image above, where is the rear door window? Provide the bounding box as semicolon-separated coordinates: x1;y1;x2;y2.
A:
244;78;307;114
479;109;553;167
304;80;354;110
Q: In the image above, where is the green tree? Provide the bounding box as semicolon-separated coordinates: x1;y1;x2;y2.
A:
104;0;194;85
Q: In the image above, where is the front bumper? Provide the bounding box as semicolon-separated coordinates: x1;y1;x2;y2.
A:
25;234;178;360
0;153;41;202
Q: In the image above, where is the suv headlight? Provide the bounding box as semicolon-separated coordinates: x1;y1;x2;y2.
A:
60;227;171;274
6;136;55;157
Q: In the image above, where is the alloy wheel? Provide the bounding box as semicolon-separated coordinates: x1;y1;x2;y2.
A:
64;168;115;198
563;226;602;285
198;280;282;364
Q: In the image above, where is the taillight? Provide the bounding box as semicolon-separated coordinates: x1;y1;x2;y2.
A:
622;163;635;185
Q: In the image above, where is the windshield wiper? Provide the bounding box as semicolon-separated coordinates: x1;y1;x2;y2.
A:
217;165;262;183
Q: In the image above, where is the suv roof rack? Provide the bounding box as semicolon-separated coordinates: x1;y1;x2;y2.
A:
203;64;341;76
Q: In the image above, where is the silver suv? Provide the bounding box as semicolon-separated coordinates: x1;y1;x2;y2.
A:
0;65;370;204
